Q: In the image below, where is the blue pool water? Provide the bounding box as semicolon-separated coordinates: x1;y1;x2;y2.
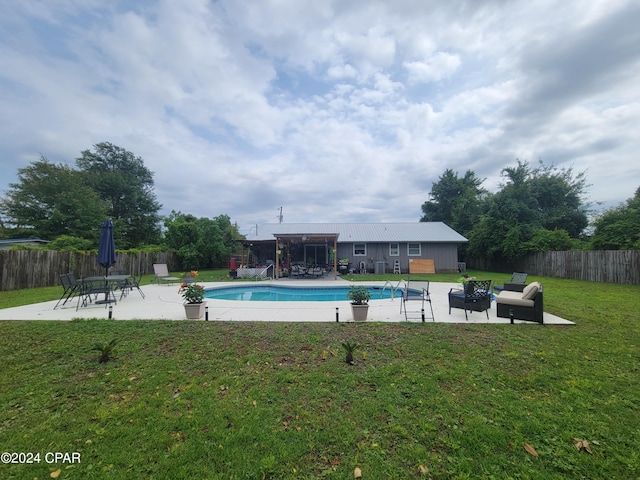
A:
204;284;417;302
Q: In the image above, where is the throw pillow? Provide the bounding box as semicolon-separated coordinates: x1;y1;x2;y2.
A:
522;282;540;300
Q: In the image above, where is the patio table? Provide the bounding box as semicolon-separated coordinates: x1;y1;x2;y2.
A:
77;275;130;309
107;274;133;299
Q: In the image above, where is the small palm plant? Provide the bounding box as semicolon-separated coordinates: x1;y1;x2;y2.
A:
92;338;119;363
341;341;359;365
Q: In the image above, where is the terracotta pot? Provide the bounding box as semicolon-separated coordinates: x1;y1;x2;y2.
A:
184;301;206;320
351;303;369;322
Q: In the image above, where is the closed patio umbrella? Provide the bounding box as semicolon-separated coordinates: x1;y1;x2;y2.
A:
98;219;117;275
96;219;117;304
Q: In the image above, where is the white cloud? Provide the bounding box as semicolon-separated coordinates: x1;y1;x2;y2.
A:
404;52;462;84
327;64;358;80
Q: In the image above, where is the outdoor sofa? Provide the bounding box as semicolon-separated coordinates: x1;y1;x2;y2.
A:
493;272;528;293
496;281;544;324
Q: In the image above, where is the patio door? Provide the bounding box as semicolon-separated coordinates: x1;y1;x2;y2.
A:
304;244;327;266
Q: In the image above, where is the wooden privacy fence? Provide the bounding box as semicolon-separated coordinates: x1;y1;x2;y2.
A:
519;250;640;285
468;250;640;285
0;250;176;291
3;249;639;290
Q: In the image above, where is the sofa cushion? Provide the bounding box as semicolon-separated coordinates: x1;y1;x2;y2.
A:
496;290;534;307
522;282;540;300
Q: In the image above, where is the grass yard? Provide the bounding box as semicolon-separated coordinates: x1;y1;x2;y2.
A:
0;272;639;478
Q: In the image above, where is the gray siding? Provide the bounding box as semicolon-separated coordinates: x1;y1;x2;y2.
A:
336;242;459;273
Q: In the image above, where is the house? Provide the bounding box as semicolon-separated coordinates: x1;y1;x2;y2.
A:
241;223;467;279
0;238;50;249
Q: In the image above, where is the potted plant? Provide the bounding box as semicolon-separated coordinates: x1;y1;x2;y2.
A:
179;270;206;319
347;285;371;321
338;257;350;275
458;274;477;294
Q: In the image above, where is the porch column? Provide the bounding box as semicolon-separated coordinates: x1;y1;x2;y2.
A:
333;236;338;280
275;236;280;279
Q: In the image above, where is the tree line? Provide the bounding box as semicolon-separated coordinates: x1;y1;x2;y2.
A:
0;142;243;270
421;160;640;260
2;144;637;270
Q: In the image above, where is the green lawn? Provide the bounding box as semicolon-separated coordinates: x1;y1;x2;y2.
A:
0;272;639;478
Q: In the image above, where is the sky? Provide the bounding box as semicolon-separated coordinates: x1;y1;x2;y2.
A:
1;0;639;236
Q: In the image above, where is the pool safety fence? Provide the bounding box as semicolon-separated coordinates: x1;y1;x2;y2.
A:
236;264;274;280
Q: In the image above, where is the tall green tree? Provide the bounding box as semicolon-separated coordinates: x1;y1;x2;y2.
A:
528;162;589;237
420;169;487;235
467;160;589;260
163;211;243;269
76;142;162;248
591;187;640;249
0;157;107;239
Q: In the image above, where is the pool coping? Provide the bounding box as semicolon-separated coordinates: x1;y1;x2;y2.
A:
0;279;575;325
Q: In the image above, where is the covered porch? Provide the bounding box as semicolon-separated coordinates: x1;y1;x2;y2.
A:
243;232;339;280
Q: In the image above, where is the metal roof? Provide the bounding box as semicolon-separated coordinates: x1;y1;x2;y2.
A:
0;238;50;249
244;223;467;243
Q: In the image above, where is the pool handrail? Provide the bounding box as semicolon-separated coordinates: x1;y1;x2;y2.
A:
381;279;408;299
263;263;275;280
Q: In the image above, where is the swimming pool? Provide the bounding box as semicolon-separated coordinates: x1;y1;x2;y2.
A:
204;284;415;302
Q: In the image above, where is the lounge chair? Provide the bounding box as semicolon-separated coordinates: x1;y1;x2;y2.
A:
494;272;528;293
448;279;493;320
400;281;434;322
153;264;180;285
496;282;544;324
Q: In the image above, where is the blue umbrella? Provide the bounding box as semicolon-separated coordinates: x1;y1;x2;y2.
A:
98;219;117;276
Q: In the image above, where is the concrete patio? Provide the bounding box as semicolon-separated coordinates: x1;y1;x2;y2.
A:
0;279;574;325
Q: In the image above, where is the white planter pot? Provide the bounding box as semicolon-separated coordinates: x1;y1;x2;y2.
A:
184;301;206;320
351;304;369;322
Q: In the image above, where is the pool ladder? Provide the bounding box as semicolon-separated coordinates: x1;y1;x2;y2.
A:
381;279;408;299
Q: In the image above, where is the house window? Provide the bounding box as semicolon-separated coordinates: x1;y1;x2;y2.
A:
407;243;421;256
353;243;366;256
389;243;399;256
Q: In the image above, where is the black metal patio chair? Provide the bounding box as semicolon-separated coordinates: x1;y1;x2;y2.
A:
448;279;493;320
